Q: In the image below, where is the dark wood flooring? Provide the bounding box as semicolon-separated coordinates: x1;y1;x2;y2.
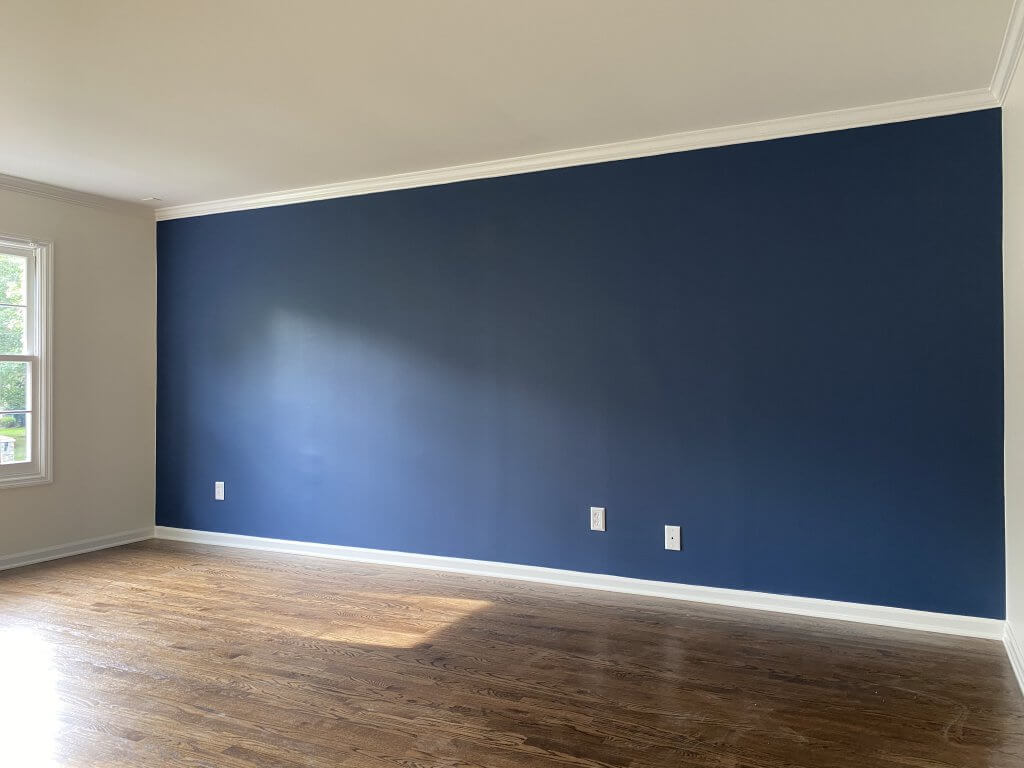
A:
0;539;1021;767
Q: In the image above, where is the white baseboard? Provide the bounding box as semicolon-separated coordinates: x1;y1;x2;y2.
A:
0;527;155;572
1006;622;1024;695
154;526;1004;640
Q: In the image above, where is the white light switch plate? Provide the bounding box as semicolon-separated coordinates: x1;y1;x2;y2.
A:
590;506;606;532
664;525;681;551
214;481;225;501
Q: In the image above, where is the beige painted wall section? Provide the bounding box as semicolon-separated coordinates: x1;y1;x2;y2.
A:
0;187;154;557
1006;73;1024;632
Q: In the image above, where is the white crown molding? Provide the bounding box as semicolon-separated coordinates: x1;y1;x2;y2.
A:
1007;621;1024;695
0;172;151;220
155;88;998;222
992;0;1024;103
154;526;1005;639
0;527;155;572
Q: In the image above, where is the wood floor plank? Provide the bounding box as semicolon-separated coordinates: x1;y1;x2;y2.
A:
0;540;1020;767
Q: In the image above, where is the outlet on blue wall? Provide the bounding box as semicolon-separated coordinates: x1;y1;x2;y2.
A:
157;110;1005;618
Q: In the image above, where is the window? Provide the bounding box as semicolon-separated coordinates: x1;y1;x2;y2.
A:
0;235;51;487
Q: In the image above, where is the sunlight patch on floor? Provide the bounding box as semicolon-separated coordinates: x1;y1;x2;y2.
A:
317;593;491;648
0;627;61;768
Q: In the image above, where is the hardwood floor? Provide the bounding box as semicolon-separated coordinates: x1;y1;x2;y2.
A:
0;540;1021;767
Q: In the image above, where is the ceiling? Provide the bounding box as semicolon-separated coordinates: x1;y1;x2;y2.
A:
0;1;1017;211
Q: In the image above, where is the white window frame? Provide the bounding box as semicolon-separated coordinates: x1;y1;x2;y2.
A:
0;234;52;488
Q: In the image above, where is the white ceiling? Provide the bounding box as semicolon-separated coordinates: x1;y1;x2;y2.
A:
0;1;1017;210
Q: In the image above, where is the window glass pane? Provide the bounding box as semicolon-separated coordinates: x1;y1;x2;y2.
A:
0;305;27;354
0;360;29;411
0;412;29;464
0;253;26;306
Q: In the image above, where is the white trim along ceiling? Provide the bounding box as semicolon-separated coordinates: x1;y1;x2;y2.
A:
0;1;1021;221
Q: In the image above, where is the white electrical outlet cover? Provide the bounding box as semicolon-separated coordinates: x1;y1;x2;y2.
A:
214;481;225;501
590;506;606;532
665;525;681;551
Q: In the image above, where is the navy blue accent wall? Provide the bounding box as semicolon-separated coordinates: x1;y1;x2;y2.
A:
157;110;1005;618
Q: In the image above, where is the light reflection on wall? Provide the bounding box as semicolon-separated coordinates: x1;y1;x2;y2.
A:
0;627;61;768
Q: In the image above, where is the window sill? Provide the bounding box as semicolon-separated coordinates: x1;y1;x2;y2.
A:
0;468;52;489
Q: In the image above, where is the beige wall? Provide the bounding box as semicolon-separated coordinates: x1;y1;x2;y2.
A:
0;187;155;557
1006;76;1024;632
